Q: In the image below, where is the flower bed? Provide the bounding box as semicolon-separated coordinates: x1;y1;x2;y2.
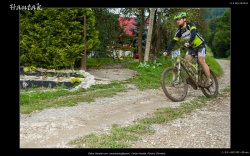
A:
20;67;85;89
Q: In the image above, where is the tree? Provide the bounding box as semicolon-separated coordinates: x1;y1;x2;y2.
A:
148;8;170;58
152;9;163;57
130;15;140;47
20;8;100;69
92;8;123;58
211;9;230;58
205;17;220;47
130;18;147;48
129;9;147;62
205;8;228;20
144;8;155;62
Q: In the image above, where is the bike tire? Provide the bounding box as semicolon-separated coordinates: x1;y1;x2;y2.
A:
161;67;188;102
200;69;219;98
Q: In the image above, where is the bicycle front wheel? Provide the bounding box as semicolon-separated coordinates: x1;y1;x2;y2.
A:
161;67;188;102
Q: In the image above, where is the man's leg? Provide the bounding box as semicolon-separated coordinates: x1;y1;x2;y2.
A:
198;56;211;86
184;54;193;62
184;50;193;68
197;45;212;87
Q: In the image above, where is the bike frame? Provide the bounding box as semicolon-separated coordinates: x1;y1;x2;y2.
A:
172;48;200;86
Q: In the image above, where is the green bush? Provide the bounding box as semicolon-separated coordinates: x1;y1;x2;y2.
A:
20;8;100;69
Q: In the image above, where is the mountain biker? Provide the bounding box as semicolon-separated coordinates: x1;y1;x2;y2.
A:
163;12;212;87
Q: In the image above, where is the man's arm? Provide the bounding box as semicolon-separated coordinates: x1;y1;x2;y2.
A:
189;29;197;44
165;28;181;52
188;23;197;44
166;39;177;52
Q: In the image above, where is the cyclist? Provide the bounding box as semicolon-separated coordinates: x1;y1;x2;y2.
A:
163;12;212;87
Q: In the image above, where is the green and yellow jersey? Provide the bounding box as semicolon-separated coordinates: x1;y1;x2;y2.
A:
166;22;205;52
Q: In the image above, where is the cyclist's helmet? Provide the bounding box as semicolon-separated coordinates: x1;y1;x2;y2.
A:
174;12;187;20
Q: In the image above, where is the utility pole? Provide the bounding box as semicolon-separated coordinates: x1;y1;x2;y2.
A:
144;8;155;62
77;15;87;71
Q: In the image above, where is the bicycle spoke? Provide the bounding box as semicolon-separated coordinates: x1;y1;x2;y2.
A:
200;69;219;98
161;67;188;102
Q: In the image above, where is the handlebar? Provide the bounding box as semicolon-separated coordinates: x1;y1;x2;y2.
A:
180;46;186;50
164;45;187;58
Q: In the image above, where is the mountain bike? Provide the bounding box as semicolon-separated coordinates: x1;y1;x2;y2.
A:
160;46;219;102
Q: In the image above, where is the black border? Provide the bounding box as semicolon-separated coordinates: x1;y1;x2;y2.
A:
8;0;249;155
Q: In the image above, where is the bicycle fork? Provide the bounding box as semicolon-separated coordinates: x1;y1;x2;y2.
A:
171;61;182;86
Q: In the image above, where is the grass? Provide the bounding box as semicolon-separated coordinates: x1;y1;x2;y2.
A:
20;81;127;114
206;55;223;76
68;86;230;148
125;59;166;90
206;46;213;56
69;123;153;148
206;46;231;61
87;57;134;67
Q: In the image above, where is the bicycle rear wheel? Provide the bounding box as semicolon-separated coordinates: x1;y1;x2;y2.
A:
161;67;188;102
200;69;219;98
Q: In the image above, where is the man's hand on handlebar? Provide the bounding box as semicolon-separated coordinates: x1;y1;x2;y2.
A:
180;43;189;50
163;51;170;57
184;42;190;48
164;43;189;57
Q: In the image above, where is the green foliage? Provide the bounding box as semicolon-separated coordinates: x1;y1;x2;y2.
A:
205;56;222;76
137;60;162;68
209;9;230;58
205;8;228;20
31;84;38;88
76;74;85;78
87;57;133;67
92;8;127;57
87;57;115;67
130;13;148;48
23;65;36;73
212;30;230;58
43;73;52;77
20;8;100;69
137;62;150;68
125;58;169;90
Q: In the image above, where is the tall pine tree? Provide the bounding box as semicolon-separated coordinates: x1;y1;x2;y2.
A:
20;8;100;69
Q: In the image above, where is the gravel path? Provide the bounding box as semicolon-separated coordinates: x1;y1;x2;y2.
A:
20;59;230;148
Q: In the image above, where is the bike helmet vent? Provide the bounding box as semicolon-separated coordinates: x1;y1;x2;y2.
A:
174;12;187;20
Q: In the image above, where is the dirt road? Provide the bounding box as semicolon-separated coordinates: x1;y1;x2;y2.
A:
20;59;230;148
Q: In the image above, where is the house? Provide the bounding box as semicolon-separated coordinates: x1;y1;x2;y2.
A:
103;16;149;59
